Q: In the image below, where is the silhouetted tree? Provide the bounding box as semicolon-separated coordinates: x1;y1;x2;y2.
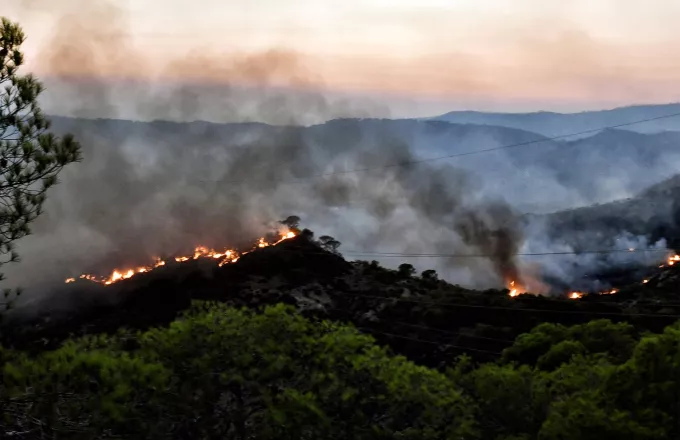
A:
421;269;439;282
398;263;416;278
318;235;341;254
279;215;301;232
0;18;81;311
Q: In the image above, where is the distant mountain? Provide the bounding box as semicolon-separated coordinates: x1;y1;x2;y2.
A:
45;115;680;214
429;103;680;137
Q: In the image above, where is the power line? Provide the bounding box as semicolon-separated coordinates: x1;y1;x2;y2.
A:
334;280;680;308
338;247;671;258
355;327;504;356
198;111;680;185
334;291;680;318
322;269;680;308
230;243;673;258
326;306;515;343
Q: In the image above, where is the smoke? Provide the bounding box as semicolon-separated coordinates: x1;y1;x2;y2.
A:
4;0;678;306
518;214;669;293
0;0;526;298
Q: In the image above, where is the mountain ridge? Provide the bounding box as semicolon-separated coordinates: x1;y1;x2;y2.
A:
429;102;680;137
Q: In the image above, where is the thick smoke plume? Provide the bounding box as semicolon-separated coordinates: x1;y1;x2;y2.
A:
3;0;526;300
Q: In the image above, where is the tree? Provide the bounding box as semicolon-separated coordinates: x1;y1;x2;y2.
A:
1;302;478;439
279;215;301;233
398;263;416;278
421;269;438;282
501;320;638;370
318;235;341;254
0;18;81;308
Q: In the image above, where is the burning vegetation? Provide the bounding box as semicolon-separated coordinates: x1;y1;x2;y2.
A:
65;226;680;303
506;252;680;300
65;231;297;286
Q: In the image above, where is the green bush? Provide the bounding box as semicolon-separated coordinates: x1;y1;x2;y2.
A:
1;302;476;439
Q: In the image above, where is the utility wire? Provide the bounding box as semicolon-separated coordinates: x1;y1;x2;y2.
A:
334;291;680;318
333;283;680;309
356;327;504;356
338;248;671;258
325;306;516;343
198;111;680;185
229;244;673;258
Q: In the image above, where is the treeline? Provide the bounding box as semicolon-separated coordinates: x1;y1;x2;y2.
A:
2;301;679;439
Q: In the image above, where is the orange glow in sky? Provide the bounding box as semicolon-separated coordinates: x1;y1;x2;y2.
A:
6;0;680;116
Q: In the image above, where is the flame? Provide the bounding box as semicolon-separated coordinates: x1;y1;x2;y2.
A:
65;230;297;285
507;280;523;297
503;251;678;299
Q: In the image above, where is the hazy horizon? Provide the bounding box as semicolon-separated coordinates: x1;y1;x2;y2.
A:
6;0;680;120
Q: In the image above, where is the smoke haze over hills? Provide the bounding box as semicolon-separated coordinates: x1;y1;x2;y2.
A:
3;114;680;299
3;0;680;304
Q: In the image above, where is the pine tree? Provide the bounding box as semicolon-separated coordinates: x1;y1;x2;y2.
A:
0;18;82;310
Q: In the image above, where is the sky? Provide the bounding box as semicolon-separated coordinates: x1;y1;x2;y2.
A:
5;0;680;118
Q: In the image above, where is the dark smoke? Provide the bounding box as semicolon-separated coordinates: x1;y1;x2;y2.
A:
4;0;526;304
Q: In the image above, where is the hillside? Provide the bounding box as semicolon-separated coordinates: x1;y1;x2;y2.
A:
3;231;680;438
539;172;680;249
430;102;680;137
5;231;679;366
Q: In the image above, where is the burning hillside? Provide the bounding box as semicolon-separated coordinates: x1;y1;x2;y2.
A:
506;251;680;300
6;225;680;369
59;211;680;304
64;231;297;286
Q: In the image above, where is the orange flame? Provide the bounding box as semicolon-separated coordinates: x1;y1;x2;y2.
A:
507;280;523;297
569;291;583;300
65;230;297;285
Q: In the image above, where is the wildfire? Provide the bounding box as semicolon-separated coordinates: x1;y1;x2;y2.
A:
507;280;522;297
65;231;297;285
569;291;583;300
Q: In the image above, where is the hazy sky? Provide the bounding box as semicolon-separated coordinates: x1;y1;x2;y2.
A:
5;0;680;117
